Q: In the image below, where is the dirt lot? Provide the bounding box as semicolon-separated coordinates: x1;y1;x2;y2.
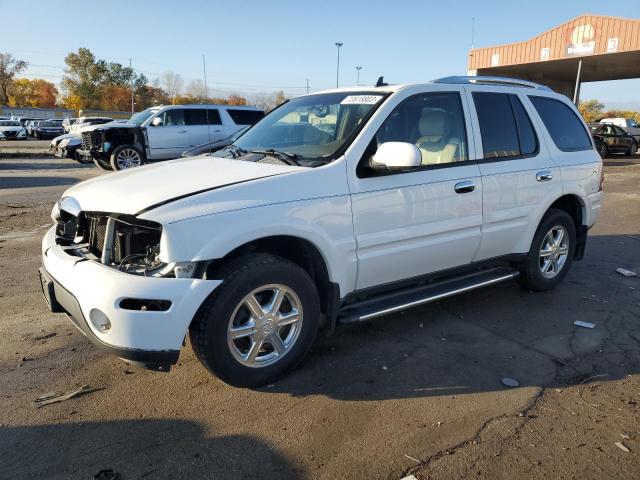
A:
0;152;639;480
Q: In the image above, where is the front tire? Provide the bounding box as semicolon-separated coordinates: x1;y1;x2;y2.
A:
93;157;113;170
597;142;608;159
518;209;576;292
189;253;320;387
110;145;144;170
626;142;637;157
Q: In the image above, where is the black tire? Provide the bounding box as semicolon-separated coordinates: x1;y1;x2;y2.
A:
518;208;576;292
110;145;144;171
597;142;608;159
93;157;112;170
189;253;320;387
625;142;637;157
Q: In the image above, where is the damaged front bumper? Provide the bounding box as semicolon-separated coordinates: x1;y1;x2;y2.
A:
40;226;221;371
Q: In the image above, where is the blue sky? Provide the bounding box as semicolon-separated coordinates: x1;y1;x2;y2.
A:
2;0;639;108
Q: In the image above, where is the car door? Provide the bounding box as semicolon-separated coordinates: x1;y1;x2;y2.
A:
465;87;562;261
146;108;189;159
613;125;633;151
348;89;483;290
184;108;226;147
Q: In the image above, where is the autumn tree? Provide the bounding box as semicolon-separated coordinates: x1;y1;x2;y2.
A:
8;78;58;107
100;84;132;111
227;94;248;105
160;71;183;104
0;53;28;104
579;99;605;123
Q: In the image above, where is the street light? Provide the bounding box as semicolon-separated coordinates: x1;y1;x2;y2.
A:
335;42;343;88
356;66;362;86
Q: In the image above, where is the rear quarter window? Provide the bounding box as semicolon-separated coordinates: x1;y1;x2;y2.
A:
226;109;264;125
529;96;592;151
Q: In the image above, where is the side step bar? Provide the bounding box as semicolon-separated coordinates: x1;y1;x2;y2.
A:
337;268;519;324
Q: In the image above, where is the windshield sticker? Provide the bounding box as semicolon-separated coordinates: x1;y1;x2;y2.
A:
340;95;383;105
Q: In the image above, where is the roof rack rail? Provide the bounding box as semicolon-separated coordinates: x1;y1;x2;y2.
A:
432;76;553;91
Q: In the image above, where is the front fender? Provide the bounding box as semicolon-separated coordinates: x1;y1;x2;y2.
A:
159;196;358;295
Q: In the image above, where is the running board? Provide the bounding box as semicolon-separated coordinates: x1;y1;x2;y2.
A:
337;268;519;324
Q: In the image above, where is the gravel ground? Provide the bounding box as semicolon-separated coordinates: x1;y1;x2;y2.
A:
0;152;639;479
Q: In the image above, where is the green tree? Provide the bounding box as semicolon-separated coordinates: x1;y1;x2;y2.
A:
0;53;28;104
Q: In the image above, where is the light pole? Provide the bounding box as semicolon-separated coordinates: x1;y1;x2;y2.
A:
335;42;343;88
356;66;362;85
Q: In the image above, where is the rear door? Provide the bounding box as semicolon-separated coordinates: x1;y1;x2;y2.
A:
146;108;189;159
465;86;562;260
185;108;226;147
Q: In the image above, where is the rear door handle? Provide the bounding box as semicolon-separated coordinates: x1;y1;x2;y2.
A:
178;130;187;134
536;171;553;182
454;181;475;194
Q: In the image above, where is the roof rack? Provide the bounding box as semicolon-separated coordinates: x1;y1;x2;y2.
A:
432;76;553;91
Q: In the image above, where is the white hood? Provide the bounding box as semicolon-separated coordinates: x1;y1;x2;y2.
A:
0;125;24;132
63;157;301;216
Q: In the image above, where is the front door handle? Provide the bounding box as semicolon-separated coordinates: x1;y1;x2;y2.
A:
178;130;187;134
454;181;475;194
536;171;553;182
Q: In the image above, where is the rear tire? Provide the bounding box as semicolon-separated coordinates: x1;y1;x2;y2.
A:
518;209;576;292
189;253;320;387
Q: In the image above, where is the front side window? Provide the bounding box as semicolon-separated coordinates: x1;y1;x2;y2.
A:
529;96;592;151
372;92;468;166
162;109;185;126
226;91;387;161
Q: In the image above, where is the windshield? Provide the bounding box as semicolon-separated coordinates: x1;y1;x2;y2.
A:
224;92;387;162
0;121;20;126
130;108;159;126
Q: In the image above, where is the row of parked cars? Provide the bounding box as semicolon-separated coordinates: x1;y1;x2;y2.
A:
48;105;264;170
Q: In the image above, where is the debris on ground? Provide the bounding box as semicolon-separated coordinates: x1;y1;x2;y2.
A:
94;469;121;480
400;475;418;480
32;385;93;408
501;377;520;388
404;454;421;464
614;442;630;453
33;332;57;341
382;366;388;371
574;320;596;329
626;235;640;241
582;295;608;303
616;267;637;277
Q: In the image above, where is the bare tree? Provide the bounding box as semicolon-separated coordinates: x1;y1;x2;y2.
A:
0;53;28;104
160;70;184;104
184;79;206;101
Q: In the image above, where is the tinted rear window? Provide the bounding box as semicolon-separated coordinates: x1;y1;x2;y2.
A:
529;96;592;151
473;92;520;158
227;109;264;125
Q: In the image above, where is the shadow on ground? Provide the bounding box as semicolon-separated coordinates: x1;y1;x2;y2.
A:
0;420;301;480
0;161;92;171
0;176;80;189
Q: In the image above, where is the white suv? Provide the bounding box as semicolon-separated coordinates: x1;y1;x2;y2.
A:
40;77;603;387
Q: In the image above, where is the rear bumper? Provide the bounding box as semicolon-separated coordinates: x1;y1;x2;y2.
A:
40;226;221;370
583;190;603;227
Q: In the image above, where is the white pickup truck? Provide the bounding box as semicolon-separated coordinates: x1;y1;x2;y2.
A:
40;76;603;387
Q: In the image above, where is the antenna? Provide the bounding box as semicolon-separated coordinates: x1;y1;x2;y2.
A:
375;76;387;87
471;17;475;50
202;54;211;148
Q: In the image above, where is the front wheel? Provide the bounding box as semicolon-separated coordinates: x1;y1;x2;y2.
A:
189;253;320;387
110;145;144;170
518;209;576;291
75;149;93;164
626;142;637;157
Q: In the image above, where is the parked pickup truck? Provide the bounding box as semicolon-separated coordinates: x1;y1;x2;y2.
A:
77;104;264;170
40;76;603;387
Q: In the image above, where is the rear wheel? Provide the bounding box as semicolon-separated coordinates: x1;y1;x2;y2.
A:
189;253;320;387
518;209;576;291
110;145;144;170
597;142;608;159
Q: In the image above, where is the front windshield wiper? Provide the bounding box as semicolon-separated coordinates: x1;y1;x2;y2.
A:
249;149;300;166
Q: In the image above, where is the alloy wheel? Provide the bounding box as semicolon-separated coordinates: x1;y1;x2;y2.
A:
227;284;303;368
539;225;569;279
116;148;142;169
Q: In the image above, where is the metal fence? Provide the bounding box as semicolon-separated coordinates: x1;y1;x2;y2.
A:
0;106;131;120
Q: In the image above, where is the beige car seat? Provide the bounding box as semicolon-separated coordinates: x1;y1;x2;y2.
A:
415;109;459;165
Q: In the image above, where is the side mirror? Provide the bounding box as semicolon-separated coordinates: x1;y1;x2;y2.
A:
151;117;163;127
370;142;422;170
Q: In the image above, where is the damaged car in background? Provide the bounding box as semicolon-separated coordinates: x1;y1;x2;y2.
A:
77;104;263;170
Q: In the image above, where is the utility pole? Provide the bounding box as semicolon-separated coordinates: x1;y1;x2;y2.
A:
306;78;310;94
335;42;343;88
202;54;209;102
129;58;134;115
356;66;362;85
